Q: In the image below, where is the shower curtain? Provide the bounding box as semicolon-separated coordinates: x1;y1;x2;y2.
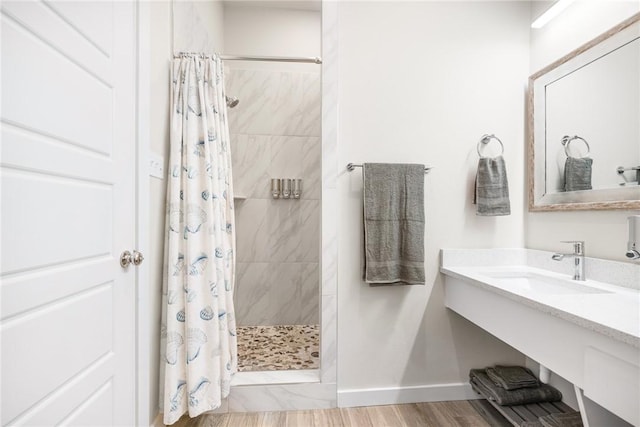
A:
160;54;237;425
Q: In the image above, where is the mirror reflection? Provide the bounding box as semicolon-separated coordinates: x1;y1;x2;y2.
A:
545;37;640;194
529;13;640;210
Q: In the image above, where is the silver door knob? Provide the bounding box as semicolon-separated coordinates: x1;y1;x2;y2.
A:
120;250;144;268
132;250;144;266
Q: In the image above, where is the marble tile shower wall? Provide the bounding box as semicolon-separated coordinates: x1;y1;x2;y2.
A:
227;67;321;327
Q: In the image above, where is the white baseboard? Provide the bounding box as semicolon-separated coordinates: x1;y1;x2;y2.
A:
337;382;479;408
154;383;477;419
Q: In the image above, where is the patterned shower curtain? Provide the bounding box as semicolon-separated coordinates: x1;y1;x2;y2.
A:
160;54;237;425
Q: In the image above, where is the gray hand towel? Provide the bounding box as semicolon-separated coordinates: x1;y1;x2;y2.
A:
363;163;425;285
486;365;540;390
474;156;511;216
539;411;583;427
469;369;562;406
564;157;593;192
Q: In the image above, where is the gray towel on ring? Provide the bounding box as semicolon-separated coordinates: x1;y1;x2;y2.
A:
564;157;593;192
474;155;511;216
469;369;562;406
363;163;425;285
486;365;540;390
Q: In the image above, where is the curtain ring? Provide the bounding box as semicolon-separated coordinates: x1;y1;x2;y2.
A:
477;134;505;158
561;135;590;158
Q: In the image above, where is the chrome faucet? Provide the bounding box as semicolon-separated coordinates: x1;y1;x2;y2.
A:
552;241;585;281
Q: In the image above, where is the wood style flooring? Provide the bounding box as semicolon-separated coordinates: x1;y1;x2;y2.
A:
173;401;491;427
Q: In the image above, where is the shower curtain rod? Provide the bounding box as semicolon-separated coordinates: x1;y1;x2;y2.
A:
175;52;322;64
220;54;322;64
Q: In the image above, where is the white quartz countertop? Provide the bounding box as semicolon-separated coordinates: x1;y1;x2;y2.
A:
440;249;640;348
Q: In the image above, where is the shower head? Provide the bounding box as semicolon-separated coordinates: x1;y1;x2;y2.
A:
225;96;239;108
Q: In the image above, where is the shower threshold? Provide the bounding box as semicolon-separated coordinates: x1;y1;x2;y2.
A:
231;369;320;386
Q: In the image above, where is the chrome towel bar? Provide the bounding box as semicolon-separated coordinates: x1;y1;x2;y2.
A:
346;163;432;173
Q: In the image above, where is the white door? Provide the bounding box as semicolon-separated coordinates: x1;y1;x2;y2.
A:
1;1;137;425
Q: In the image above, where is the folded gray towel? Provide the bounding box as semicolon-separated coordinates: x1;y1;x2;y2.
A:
521;422;543;427
486;366;540;390
470;369;562;406
363;163;425;285
539;411;583;427
564;157;593;192
474;156;510;216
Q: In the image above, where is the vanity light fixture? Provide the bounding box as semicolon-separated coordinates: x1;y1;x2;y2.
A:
531;0;575;29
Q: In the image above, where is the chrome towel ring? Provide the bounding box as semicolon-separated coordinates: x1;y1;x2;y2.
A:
561;135;591;158
477;134;504;158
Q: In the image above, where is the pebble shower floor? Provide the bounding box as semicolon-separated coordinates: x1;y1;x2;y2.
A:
236;325;319;371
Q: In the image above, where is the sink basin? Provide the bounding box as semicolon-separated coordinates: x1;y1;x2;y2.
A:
480;271;613;295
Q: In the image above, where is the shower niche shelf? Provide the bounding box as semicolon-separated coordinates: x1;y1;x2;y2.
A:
234;194;247;200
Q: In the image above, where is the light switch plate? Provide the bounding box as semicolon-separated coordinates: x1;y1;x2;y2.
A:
150;153;164;179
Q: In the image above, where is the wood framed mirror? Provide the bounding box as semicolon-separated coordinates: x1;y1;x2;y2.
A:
528;13;640;211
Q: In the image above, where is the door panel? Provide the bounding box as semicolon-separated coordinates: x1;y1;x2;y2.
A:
60;381;114;427
0;123;113;184
43;1;114;58
2;285;113;424
12;355;115;427
1;11;113;154
1;257;113;319
1;171;112;274
1;1;136;425
0;1;112;82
